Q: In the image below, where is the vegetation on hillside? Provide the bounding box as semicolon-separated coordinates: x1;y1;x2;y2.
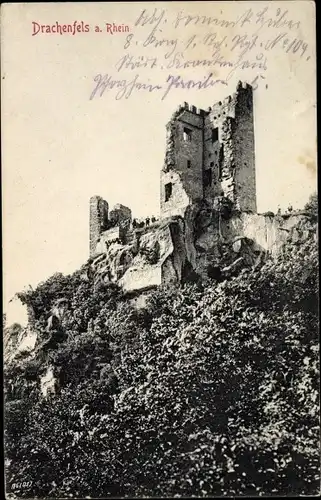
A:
4;195;319;498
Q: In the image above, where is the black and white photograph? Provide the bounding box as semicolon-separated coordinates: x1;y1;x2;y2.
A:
2;1;319;497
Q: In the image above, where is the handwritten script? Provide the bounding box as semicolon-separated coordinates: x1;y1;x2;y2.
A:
89;5;312;101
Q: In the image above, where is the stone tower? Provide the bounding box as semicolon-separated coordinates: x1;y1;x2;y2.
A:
160;81;256;218
160;103;206;218
89;196;109;257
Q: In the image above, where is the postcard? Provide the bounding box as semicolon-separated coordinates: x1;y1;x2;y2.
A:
2;1;318;498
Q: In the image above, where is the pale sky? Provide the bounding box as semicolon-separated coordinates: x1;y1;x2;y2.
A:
2;1;317;323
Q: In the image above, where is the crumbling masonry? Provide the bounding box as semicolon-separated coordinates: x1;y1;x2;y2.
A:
88;82;305;294
160;80;256;218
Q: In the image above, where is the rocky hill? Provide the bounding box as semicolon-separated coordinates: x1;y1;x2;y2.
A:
4;195;319;498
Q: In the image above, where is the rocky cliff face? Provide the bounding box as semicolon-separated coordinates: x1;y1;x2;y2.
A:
226;212;311;256
89;206;313;294
90;217;192;293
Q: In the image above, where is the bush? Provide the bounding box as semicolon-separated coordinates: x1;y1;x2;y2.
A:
4;217;319;497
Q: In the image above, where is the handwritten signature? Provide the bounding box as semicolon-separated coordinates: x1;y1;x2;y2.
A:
89;4;311;102
89;72;227;101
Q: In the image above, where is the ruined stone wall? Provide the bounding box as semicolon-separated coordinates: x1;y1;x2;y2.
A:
203;119;222;207
109;204;132;242
89;196;109;257
90;199;132;257
204;94;237;208
219;116;236;205
160;169;190;218
204;82;256;212
232;83;257;212
161;104;205;218
109;204;132;226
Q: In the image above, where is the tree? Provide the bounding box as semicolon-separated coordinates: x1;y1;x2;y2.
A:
304;192;318;222
4;216;319;497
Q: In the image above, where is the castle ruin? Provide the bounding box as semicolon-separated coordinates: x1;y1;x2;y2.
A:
161;80;256;218
89;82;305;294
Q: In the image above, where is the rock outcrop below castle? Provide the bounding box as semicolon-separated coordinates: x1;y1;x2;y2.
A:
89;204;312;294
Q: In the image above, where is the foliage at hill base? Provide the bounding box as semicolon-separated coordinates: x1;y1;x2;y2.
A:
4;197;320;498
